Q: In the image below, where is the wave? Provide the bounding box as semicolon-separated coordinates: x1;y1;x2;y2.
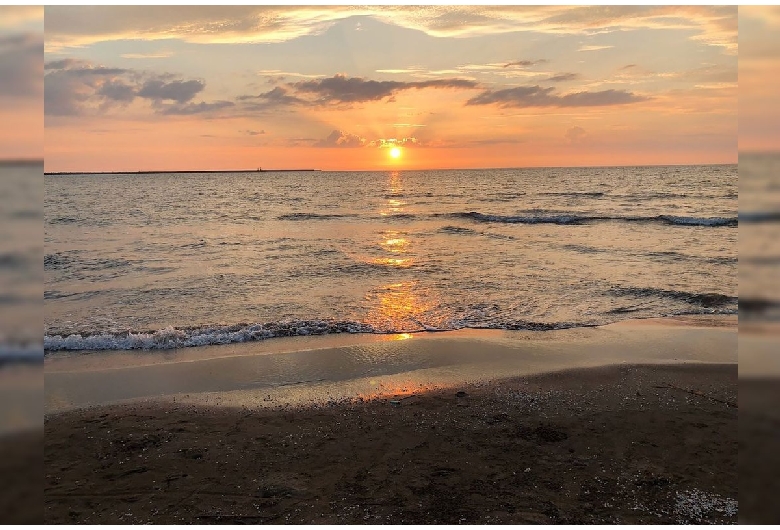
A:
47;215;81;224
44;318;597;352
655;215;736;227
446;212;588;225
609;286;737;308
446;211;737;227
0;252;33;270
439;225;476;235
45;321;377;352
0;343;42;363
739;211;780;224
278;213;358;221
378;213;417;220
739;297;780;313
538;191;605;198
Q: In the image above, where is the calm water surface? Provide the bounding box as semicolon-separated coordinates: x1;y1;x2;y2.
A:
44;165;738;351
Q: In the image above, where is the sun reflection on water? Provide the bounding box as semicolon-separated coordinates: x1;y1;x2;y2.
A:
363;172;439;331
380;171;406;217
365;281;435;331
387;333;413;341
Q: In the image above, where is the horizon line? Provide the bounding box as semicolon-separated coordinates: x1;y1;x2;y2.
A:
42;161;740;175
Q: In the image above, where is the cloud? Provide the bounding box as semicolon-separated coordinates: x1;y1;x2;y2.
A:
503;59;547;68
314;130;367;148
96;80;136;102
292;74;478;104
236;87;310;113
44;58;84;70
237;86;309;110
44;60;113;116
243;129;266;135
378;62;550;82
43;6;737;54
44;58;224;116
372;137;420;148
158;100;235;115
256;69;325;79
309;130;425;149
120;51;174;59
578;45;614;52
0;33;43;98
547;73;579;82
0;6;43;30
137;79;204;103
565;125;587;143
466;85;647;108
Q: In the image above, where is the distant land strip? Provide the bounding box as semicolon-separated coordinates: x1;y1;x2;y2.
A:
44;168;320;175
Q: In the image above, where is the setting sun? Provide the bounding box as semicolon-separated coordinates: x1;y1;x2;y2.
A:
389;147;401;159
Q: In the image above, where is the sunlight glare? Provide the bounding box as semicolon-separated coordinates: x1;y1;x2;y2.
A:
390;147;401;159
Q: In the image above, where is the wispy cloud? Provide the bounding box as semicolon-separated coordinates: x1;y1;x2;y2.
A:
256;69;326;79
578;45;614;52
43;6;737;54
120;51;174;59
503;59;547;68
0;6;42;30
158;100;234;115
547;73;580;83
292;74;479;104
236;86;308;109
466;85;647;108
314;129;366;147
377;62;551;82
309;130;423;149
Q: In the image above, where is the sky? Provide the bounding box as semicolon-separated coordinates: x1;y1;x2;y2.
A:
33;6;741;170
739;6;780;153
0;6;43;160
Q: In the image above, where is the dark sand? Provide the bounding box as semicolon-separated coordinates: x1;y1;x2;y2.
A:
739;326;780;523
0;364;43;523
739;378;780;524
45;363;737;524
0;430;43;524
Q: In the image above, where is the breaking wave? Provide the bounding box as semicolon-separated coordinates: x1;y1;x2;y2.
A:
446;211;737;227
278;213;358;221
44;318;591;352
609;286;737;308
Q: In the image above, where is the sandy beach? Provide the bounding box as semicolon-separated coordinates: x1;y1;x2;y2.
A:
43;317;738;524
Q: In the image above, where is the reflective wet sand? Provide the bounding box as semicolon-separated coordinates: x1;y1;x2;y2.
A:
45;316;736;413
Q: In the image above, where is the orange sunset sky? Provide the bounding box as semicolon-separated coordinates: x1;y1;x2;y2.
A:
3;5;761;170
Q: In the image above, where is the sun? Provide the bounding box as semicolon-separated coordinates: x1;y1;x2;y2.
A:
389;147;401;159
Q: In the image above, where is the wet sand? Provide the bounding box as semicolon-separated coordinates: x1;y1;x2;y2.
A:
44;363;737;524
44;317;738;524
44;315;737;413
738;323;780;523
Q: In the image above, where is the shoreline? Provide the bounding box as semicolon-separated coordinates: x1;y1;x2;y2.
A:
44;362;738;524
43;316;740;523
44;315;737;415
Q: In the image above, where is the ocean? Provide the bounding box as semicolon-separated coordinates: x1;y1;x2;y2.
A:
0;162;41;359
43;165;738;352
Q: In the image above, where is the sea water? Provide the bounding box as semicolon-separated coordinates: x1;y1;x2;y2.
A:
44;165;738;352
